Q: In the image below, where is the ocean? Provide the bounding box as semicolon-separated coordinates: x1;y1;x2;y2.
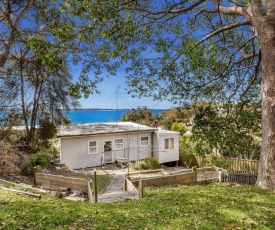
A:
67;109;165;124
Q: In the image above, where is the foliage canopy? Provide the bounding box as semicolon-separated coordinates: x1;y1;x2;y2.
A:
192;102;261;159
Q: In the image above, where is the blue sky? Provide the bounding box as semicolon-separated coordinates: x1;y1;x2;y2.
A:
77;75;176;110
70;64;176;110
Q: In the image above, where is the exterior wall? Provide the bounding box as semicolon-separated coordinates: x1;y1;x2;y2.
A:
153;131;179;164
153;132;160;160
60;131;153;169
127;133;153;161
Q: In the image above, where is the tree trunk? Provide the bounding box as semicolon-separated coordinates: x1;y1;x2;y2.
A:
19;56;30;141
256;16;275;189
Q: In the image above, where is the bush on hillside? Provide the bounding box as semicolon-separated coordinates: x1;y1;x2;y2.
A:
0;149;26;177
145;157;159;169
133;160;148;169
210;156;234;169
131;158;160;170
21;152;52;175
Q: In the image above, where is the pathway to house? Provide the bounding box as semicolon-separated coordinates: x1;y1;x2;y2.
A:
98;169;139;203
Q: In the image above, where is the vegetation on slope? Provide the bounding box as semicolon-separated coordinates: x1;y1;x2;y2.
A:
0;183;274;230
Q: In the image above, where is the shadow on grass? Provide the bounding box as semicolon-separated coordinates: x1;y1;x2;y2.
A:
0;183;275;229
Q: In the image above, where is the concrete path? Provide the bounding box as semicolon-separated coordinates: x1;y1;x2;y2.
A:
103;170;125;193
98;170;139;203
98;191;139;203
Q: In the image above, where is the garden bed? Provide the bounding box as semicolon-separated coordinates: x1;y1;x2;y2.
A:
128;166;219;182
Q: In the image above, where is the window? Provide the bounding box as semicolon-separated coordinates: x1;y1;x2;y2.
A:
165;138;174;149
140;136;149;146
88;141;98;154
113;138;124;149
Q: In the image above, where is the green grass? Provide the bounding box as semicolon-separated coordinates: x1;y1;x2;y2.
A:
71;173;112;193
95;174;112;193
0;183;275;229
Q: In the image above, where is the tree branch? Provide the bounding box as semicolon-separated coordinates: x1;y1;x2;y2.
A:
239;49;261;103
196;20;251;47
14;0;35;28
212;0;251;17
123;0;206;17
251;0;263;17
0;0;35;68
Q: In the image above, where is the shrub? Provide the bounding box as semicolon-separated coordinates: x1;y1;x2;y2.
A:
210;156;234;169
133;160;148;169
39;120;57;140
0;149;26;176
30;152;52;168
20;152;52;175
20;160;33;175
145;157;159;169
179;135;195;156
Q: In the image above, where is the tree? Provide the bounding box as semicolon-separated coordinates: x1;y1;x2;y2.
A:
192;102;261;159
171;122;194;155
39;119;57;140
0;0;107;148
0;46;79;147
154;106;195;130
66;1;275;189
179;135;195;156
171;122;187;136
0;0;108;97
0;0;35;68
121;107;154;126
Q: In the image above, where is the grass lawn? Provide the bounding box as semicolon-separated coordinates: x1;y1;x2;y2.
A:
68;174;112;194
0;183;275;229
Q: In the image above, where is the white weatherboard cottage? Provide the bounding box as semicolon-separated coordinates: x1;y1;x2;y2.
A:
57;122;179;169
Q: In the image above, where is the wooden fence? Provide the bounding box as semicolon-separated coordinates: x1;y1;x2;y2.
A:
142;171;197;186
179;155;259;172
131;168;198;187
124;177;139;193
35;169;98;202
225;159;258;172
35;173;88;193
219;171;258;185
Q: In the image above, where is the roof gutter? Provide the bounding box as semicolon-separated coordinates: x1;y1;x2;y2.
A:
57;129;158;138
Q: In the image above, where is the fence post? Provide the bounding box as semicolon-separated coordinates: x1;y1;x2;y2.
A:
139;177;143;198
33;167;37;186
88;179;93;202
218;171;223;182
93;169;98;203
123;177;127;191
192;166;197;183
33;166;41;186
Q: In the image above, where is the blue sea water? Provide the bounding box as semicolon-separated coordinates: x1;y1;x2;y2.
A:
67;109;165;124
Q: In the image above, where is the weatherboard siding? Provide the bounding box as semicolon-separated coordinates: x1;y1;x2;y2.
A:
153;131;179;164
60;132;153;169
60;136;102;169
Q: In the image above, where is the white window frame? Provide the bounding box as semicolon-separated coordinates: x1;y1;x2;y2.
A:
113;138;124;150
165;138;174;149
88;140;98;154
140;136;149;147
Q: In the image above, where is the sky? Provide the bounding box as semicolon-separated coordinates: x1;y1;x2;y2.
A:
77;74;176;110
71;62;178;110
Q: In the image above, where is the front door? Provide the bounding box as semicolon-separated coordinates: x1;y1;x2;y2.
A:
104;141;112;163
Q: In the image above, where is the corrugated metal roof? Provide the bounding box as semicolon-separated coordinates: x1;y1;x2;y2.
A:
57;122;157;137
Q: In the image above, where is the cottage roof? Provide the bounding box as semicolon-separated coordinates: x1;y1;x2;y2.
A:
57;122;157;137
